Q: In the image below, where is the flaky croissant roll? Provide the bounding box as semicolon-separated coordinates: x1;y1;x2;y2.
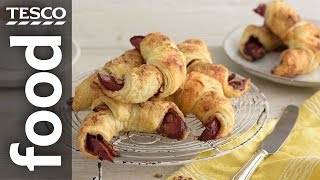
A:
177;39;212;65
272;22;320;76
257;1;301;40
72;49;144;111
169;72;235;141
240;25;283;61
255;1;320;76
72;72;104;112
96;32;187;103
78;97;188;161
178;39;250;98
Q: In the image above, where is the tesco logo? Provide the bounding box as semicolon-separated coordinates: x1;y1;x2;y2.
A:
6;7;66;26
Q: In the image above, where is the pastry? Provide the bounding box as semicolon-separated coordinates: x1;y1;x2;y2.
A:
72;49;144;111
97;32;187;103
240;25;283;61
78;97;188;161
168;72;235;141
188;61;250;98
74;32;187;110
255;0;320;76
177;39;212;65
272;22;320;76
255;1;301;39
178;39;250;98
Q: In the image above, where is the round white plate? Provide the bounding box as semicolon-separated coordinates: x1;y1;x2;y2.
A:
224;25;320;87
0;39;80;87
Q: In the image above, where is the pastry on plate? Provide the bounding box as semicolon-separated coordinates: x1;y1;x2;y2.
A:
259;0;320;77
240;25;283;61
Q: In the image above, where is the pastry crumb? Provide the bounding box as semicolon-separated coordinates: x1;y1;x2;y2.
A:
173;176;193;180
154;173;163;178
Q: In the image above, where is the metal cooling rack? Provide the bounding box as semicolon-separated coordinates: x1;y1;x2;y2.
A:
65;69;269;179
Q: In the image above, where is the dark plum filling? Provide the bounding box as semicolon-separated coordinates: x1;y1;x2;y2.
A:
254;3;266;17
244;36;266;60
130;36;145;50
199;116;221;141
158;108;188;140
85;134;119;162
97;73;124;91
228;73;247;91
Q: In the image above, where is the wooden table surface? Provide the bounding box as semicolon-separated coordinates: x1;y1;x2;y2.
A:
72;1;320;179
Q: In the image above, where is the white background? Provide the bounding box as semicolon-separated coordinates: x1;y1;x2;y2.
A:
73;0;320;49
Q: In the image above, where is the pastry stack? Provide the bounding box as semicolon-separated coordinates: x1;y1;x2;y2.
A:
73;32;251;161
240;0;320;77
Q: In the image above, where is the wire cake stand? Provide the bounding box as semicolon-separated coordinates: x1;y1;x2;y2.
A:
69;69;269;179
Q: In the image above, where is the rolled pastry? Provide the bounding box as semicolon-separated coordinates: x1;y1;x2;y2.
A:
169;72;235;141
72;72;104;111
72;49;144;111
78;97;188;161
260;1;301;40
240;25;283;61
272;22;320;76
178;39;250;98
96;32;187;103
255;1;320;76
177;39;212;65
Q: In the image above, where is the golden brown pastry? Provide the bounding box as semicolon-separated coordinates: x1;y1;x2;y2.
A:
73;32;186;109
178;39;250;98
272;22;320;76
255;0;320;76
78;97;188;161
169;72;235;141
96;32;187;103
260;1;301;40
177;39;212;65
240;25;283;61
72;49;144;111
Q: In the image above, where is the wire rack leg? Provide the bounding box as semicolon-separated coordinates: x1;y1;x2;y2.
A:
92;162;102;180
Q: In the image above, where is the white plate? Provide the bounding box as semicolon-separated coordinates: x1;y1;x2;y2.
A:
0;39;81;87
224;25;320;87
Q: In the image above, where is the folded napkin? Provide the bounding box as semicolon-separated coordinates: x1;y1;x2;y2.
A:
168;91;320;180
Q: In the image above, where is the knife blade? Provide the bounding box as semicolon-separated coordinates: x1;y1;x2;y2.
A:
262;105;299;153
233;105;299;180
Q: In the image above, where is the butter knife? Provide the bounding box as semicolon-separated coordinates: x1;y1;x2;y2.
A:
232;105;299;180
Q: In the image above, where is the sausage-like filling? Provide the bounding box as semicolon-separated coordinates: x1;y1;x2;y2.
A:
199;116;221;141
85;134;119;161
254;3;266;17
228;73;247;91
158;108;188;140
244;36;266;60
130;36;145;50
97;73;124;91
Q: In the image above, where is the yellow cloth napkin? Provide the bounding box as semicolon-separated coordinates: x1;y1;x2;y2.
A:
168;91;320;180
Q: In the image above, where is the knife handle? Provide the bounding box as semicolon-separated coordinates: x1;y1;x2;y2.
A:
232;149;268;180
